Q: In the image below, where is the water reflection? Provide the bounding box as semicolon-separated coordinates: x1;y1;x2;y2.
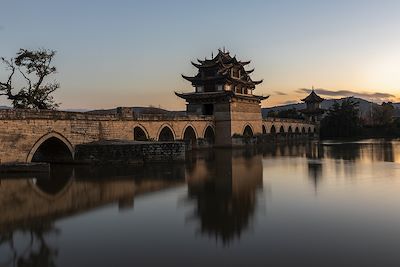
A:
185;149;263;245
1;140;400;266
1;221;59;267
0;163;185;267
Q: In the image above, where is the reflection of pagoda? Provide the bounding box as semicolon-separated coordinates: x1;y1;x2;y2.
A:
300;89;325;123
305;142;324;192
176;49;268;145
185;149;263;245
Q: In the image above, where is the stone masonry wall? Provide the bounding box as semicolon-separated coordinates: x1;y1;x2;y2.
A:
75;141;185;164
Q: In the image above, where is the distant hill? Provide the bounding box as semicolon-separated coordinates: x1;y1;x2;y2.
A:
63;108;90;112
262;97;396;119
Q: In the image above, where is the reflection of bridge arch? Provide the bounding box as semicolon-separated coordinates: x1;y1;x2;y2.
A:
133;125;149;141
27;132;74;163
157;124;175;141
29;166;74;199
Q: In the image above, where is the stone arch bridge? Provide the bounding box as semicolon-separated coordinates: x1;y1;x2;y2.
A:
0;109;315;164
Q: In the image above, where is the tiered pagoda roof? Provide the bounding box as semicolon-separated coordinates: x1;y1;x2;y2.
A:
300;89;325;115
181;49;263;89
301;90;324;103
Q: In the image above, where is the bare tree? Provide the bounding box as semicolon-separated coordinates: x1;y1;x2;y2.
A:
0;48;60;109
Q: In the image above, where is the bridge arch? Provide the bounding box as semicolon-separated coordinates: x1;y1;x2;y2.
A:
270;125;277;134
203;125;215;144
262;125;267;134
182;124;197;146
158;124;175;141
279;125;285;134
27;132;74;163
133;125;149;141
302;127;306;134
295;127;300;134
243;124;254;137
287;126;293;138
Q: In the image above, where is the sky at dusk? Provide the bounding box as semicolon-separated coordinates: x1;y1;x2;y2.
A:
1;0;400;110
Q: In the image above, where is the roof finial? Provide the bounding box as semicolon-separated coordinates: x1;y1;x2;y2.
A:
211;51;213;58
312;85;314;92
223;46;225;53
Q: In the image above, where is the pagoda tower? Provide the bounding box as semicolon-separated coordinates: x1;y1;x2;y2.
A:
176;49;268;146
300;89;325;123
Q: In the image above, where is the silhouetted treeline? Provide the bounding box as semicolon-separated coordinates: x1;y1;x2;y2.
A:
267;108;304;119
320;99;362;138
320;100;400;139
365;102;400;136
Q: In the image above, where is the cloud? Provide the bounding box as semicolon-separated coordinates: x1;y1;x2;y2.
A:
281;100;299;105
296;88;397;103
274;91;287;96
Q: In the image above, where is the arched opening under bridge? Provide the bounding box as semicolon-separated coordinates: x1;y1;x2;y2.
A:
158;126;175;141
29;135;73;163
204;126;215;144
183;126;197;147
243;125;253;138
270;125;276;135
134;126;148;141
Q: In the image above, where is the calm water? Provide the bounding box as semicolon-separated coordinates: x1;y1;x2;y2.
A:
1;140;400;267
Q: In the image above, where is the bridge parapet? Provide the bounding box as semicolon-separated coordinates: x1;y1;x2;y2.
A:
0;109;215;122
0;109;117;121
133;113;213;121
263;117;311;124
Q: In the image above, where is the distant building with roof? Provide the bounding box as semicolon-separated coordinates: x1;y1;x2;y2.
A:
300;89;325;124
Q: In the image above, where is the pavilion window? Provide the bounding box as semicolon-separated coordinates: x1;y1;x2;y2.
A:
196;86;204;93
203;104;214;115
